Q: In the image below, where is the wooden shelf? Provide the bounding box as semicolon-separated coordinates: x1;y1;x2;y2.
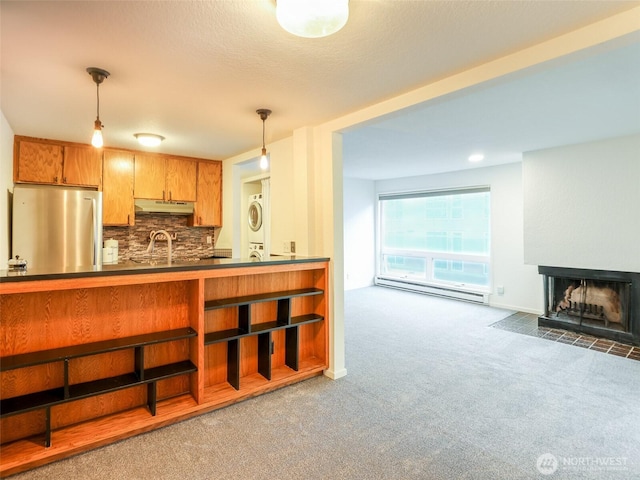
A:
203;314;323;344
290;313;324;327
203;285;325;391
0;388;64;417
1;358;196;450
0;325;199;450
1;327;197;372
204;328;248;344
203;357;327;404
204;288;323;310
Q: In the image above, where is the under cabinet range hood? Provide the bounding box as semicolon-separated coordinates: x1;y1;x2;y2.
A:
134;199;194;215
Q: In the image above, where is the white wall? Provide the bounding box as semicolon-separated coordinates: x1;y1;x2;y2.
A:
343;177;376;290
269;136;298;255
523;134;640;273
376;162;543;313
218;136;295;255
1;110;14;263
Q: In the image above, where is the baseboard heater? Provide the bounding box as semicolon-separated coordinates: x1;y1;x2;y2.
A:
375;277;489;305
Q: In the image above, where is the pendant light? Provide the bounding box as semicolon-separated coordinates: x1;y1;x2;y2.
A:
257;109;272;170
86;67;110;148
276;0;349;38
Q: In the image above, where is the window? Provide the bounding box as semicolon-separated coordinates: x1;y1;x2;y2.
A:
378;188;490;289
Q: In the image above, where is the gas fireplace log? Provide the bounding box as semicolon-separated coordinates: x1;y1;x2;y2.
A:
556;283;621;323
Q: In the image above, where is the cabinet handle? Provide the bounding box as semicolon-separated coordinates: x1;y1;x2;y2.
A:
163;190;166;201
169;191;172;201
63;177;67;183
127;214;130;225
54;176;58;182
199;216;202;225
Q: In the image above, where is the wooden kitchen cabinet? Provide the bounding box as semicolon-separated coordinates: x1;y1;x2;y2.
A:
103;150;135;225
13;135;221;228
166;157;197;202
134;154;197;202
13;138;63;184
133;153;165;200
62;145;102;187
13;137;102;187
190;160;222;227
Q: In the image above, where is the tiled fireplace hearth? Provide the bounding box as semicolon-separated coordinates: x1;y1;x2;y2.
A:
538;266;640;346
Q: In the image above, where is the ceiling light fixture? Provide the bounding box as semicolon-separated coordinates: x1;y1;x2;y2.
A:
257;108;272;170
276;0;349;38
134;133;165;147
468;154;485;162
86;67;110;148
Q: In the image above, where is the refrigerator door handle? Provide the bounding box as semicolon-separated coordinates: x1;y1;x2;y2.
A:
85;197;101;267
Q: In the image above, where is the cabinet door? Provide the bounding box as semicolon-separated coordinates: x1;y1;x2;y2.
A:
166;157;197;202
14;140;63;184
192;161;222;226
134;154;166;200
63;145;102;187
103;150;134;226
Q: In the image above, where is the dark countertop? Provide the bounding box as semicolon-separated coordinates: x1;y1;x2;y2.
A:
0;255;329;283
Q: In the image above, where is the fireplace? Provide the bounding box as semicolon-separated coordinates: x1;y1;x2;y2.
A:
538;266;640;346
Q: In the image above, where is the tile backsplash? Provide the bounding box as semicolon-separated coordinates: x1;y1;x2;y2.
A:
104;215;221;262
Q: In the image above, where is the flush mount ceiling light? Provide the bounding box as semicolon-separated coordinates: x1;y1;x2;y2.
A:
468;154;485;163
276;0;349;38
134;133;165;147
257;108;272;170
86;67;110;148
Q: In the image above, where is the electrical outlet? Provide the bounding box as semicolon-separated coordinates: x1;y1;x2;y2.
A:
283;242;290;253
206;235;212;244
497;285;504;295
290;241;296;254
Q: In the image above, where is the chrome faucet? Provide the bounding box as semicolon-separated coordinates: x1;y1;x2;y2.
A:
146;230;172;265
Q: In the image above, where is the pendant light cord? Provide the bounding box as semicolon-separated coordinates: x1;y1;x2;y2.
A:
96;83;100;121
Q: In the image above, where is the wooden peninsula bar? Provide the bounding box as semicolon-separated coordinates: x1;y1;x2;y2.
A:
0;256;329;477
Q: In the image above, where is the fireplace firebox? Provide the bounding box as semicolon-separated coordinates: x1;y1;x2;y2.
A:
538;266;640;346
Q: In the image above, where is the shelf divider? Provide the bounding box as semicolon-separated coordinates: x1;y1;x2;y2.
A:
285;327;299;371
257;332;272;381
227;339;240;390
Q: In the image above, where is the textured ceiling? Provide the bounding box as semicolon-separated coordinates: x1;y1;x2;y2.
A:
343;39;640;179
1;1;639;178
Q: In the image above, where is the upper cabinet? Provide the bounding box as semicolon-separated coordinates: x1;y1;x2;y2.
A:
13;135;222;228
14;136;102;187
134;154;197;202
63;145;103;187
166;157;197;202
103;150;135;226
133;154;165;200
190;160;222;227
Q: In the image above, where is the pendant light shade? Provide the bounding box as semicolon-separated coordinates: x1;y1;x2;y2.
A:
257;109;272;170
87;67;110;148
276;0;349;38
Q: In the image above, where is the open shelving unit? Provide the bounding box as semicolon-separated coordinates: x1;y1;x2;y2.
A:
0;259;329;477
203;288;324;389
0;327;197;447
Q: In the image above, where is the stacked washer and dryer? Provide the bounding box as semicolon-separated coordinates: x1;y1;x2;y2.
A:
247;193;264;260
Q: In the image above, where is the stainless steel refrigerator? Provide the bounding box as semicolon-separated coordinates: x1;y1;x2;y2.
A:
12;184;103;270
